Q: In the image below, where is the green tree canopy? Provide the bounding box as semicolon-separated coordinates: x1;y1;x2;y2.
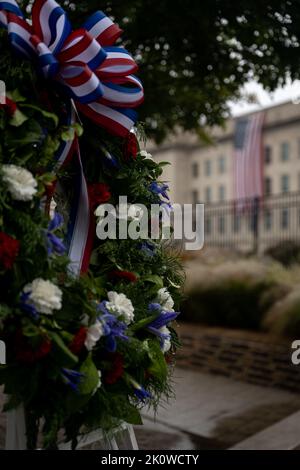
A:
21;1;300;142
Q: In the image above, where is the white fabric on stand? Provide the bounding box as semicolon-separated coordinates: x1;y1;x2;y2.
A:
5;406;138;450
5;404;27;450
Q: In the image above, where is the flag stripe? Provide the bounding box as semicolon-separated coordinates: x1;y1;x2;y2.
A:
234;112;265;203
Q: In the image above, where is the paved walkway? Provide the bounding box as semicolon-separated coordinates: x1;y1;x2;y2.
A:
1;368;300;449
134;368;300;450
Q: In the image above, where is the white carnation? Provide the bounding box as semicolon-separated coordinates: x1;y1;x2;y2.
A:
160;326;171;353
23;278;62;315
106;291;134;324
140;150;153;160
156;287;174;311
84;320;104;351
2;164;37;201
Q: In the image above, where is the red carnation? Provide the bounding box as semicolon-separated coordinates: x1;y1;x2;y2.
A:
123;132;138;160
69;326;87;355
88;183;111;209
0;232;20;270
15;330;52;363
104;353;125;385
0;97;17;116
109;270;138;283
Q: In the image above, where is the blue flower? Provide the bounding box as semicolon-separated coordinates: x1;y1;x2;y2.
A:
148;302;162;313
97;300;110;316
139;241;156;257
130;379;152;402
146;304;179;350
48;212;63;232
96;302;129;352
160;201;173;210
148;310;179;330
46;212;66;256
61;368;84;393
19;291;39;320
149;182;170;200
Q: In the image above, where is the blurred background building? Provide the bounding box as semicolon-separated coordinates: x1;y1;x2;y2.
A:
152;100;300;252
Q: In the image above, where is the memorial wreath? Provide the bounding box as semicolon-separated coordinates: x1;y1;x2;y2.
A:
0;0;183;449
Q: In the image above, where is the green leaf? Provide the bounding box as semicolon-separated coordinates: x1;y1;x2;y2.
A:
78;354;99;396
129;313;158;332
61;127;75;142
73;123;83;137
5;119;43;147
50;332;78;367
147;339;168;381
143;274;163;290
20;104;59;127
8;89;26;103
0;303;12;319
9;109;28;127
118;402;142;425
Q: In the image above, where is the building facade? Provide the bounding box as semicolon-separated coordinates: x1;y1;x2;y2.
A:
151;101;300;251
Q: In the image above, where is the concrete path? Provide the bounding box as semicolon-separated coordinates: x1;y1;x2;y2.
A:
135;368;300;449
230;410;300;450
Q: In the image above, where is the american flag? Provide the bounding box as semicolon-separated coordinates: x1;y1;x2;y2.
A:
234;112;265;202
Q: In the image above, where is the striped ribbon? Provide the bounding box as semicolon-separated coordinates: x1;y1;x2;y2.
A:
0;0;144;137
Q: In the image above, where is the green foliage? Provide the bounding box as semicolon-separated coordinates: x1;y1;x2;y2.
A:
262;287;300;338
78;355;100;395
181;278;275;330
147;339;168;382
265;241;300;267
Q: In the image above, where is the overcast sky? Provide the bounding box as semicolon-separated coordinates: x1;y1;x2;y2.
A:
229;79;300;116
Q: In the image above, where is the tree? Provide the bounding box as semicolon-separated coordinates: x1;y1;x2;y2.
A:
21;1;300;141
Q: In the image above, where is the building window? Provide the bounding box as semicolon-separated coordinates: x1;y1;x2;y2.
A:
281;208;289;230
205;217;211;235
218;215;225;234
281;174;290;193
264;210;272;231
205;187;212;203
204;159;212;176
264;146;272;164
192;162;199;178
264;177;272;196
192;190;199;204
218;185;226;202
281;142;290;162
218;156;226;174
232;214;241;233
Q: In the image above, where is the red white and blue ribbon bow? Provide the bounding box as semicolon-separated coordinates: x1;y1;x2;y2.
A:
0;0;144;137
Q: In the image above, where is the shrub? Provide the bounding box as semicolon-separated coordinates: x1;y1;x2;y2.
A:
265;241;300;267
181;278;275;330
263;289;300;337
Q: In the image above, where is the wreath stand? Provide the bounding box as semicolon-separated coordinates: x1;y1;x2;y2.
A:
5;406;138;450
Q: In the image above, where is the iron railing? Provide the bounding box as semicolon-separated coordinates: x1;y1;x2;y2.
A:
202;191;300;253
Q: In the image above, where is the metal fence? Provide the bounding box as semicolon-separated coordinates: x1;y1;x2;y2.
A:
203;191;300;253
